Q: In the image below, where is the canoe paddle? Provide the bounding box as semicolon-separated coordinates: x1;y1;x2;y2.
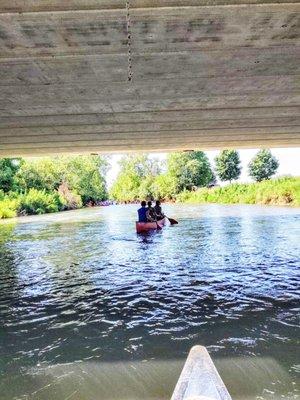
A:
167;217;178;225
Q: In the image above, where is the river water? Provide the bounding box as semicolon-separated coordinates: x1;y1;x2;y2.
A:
0;204;299;400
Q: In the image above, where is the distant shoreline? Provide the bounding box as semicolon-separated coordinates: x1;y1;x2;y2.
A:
176;177;300;207
2;177;299;220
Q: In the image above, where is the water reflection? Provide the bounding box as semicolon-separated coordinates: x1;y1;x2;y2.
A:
0;204;299;400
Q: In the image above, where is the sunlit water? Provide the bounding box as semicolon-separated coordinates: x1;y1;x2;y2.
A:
0;204;299;400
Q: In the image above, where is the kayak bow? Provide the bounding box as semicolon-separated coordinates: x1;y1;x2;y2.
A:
136;217;166;234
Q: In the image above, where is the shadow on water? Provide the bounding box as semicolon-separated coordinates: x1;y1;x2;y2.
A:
0;357;297;400
0;204;299;400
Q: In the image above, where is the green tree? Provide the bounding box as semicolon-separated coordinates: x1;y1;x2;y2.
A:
215;149;241;183
248;149;279;182
110;154;161;202
152;173;177;200
166;151;213;193
15;156;108;204
0;158;23;193
15;157;62;192
64;156;108;204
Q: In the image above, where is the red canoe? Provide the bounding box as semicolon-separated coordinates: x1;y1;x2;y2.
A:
136;217;166;234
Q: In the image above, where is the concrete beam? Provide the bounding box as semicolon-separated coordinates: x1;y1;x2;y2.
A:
0;1;299;156
2;0;300;13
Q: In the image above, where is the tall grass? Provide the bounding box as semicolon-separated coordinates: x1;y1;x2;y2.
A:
177;177;300;206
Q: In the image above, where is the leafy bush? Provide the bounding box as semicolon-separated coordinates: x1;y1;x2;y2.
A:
0;198;18;219
18;189;64;215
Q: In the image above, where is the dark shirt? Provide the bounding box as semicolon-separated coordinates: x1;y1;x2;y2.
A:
146;206;156;221
138;207;147;222
154;205;164;219
154;205;162;215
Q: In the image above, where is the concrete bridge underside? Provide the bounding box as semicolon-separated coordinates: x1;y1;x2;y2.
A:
0;0;300;156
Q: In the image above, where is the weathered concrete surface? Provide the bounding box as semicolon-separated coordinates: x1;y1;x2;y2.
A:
0;1;299;156
171;346;232;400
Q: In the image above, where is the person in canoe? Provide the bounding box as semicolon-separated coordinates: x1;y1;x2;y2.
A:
137;201;148;222
146;200;157;222
154;200;165;220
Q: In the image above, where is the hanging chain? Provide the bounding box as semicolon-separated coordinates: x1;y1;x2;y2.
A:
125;0;133;82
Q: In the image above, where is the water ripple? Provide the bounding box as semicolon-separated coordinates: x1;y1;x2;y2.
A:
0;204;299;399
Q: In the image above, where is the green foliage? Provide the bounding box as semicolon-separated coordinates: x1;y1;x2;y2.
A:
110;173;141;202
63;156;108;204
110;154;161;202
167;151;214;192
18;189;63;215
248;149;279;182
0;198;18;219
15;156;108;204
0;189;64;219
0;154;108;218
152;173;178;200
138;176;156;200
15;157;62;192
110;152;214;202
215;149;241;182
0;158;22;193
57;182;82;210
177;177;300;206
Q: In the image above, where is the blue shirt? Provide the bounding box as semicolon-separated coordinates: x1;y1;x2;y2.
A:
138;207;147;222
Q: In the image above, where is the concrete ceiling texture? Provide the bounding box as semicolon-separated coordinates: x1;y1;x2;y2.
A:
0;0;300;156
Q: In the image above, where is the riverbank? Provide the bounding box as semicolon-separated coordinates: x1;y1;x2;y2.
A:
1;177;299;219
0;155;108;219
0;189;111;219
177;177;300;206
